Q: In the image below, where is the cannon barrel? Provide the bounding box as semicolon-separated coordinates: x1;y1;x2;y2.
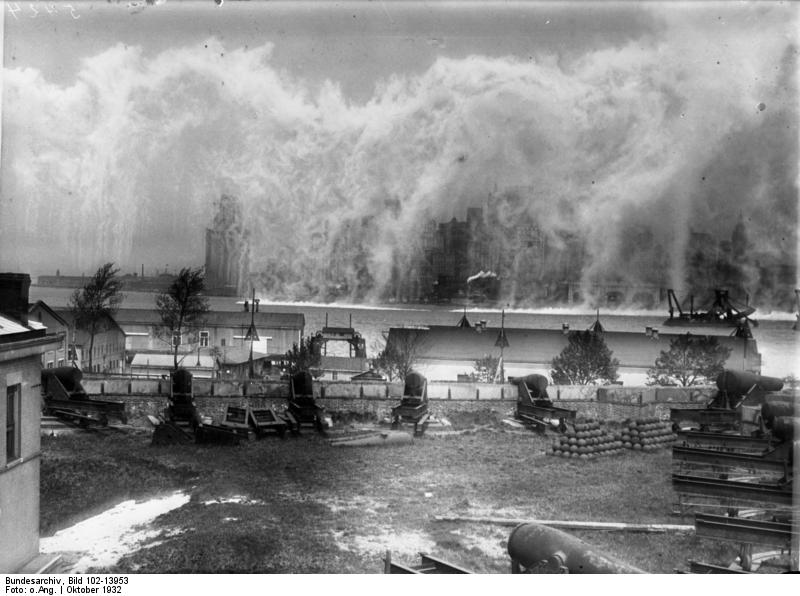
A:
42;366;83;392
507;523;645;574
716;370;783;396
171;368;193;395
291;370;314;396
513;374;550;399
403;371;426;397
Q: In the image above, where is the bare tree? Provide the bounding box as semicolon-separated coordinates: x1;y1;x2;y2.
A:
69;262;124;371
373;328;428;382
154;267;210;370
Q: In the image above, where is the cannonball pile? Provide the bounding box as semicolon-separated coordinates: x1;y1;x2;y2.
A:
549;419;625;459
620;418;677;452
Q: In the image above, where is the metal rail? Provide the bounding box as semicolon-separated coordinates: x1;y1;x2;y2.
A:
672;474;793;506
694;513;795;548
676;431;773;453
672;446;791;476
684;560;750;574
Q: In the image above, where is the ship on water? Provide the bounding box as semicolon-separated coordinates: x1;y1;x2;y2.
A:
664;289;758;328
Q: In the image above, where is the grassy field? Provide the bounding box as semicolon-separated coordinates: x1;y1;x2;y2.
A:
40;412;738;573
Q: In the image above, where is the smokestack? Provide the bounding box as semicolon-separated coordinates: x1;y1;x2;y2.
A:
0;273;31;326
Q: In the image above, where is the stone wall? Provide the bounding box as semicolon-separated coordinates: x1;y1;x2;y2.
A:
83;376;717;427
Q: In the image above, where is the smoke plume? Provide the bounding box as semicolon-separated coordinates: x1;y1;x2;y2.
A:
1;6;796;307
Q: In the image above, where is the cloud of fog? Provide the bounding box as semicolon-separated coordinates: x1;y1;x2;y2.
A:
1;5;796;305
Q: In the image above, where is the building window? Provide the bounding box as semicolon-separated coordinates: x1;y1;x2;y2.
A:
172;332;181;347
58;359;65;367
6;384;20;462
221;338;226;347
199;331;209;347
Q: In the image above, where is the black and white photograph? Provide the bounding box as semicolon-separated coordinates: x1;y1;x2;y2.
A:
0;0;798;580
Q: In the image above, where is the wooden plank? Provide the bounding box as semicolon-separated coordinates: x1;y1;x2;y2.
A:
433;516;694;533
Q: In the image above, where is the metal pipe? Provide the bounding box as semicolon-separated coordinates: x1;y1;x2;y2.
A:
507;523;645;574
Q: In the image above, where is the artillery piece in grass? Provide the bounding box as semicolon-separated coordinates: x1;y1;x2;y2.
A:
285;370;329;433
512;374;576;433
390;371;431;437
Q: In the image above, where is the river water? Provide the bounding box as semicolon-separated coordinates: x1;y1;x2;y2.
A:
31;287;799;380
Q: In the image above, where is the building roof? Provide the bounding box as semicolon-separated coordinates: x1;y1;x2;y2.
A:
131;353;215;369
387;325;758;370
0;314;30;336
111;308;305;331
28;300;69;327
216;346;272;365
54;308;126;336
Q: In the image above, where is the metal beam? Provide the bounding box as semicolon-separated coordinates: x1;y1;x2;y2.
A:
694;513;795;548
672;474;793;506
685;560;750;574
672;446;790;476
676;431;773;453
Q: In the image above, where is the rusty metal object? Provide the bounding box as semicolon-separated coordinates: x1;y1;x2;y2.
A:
507;523;645;574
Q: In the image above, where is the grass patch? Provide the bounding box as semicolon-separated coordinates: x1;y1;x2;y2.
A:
40;413;744;573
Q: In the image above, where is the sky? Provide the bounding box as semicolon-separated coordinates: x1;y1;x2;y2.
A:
0;0;797;303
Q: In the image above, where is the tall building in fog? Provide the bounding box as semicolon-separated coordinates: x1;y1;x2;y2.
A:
205;195;250;296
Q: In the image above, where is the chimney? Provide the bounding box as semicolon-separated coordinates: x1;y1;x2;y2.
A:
0;273;31;326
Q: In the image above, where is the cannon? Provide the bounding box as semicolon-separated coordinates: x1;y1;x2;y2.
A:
512;374;575;432
286;370;328;433
151;368;242;445
507;523;644;573
713;370;783;409
41;367;127;426
670;370;785;432
390;371;430;436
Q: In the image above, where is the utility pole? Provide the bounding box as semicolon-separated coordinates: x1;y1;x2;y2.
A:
495;308;509;383
245;288;260;379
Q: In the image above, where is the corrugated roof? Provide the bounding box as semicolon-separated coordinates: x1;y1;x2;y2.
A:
0;314;29;335
131;353;215;368
388;325;759;369
111;308;304;330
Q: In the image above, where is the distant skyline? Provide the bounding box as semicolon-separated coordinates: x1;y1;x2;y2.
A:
1;1;797;305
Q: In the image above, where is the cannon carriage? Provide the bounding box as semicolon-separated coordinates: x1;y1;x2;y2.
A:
41;367;127;427
512;374;576;432
285;370;328;433
151;368;243;445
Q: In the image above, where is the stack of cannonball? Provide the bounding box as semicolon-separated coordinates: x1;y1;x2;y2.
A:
549;419;625;459
620;418;677;452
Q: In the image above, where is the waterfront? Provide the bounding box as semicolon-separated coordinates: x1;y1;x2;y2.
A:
30;287;799;382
